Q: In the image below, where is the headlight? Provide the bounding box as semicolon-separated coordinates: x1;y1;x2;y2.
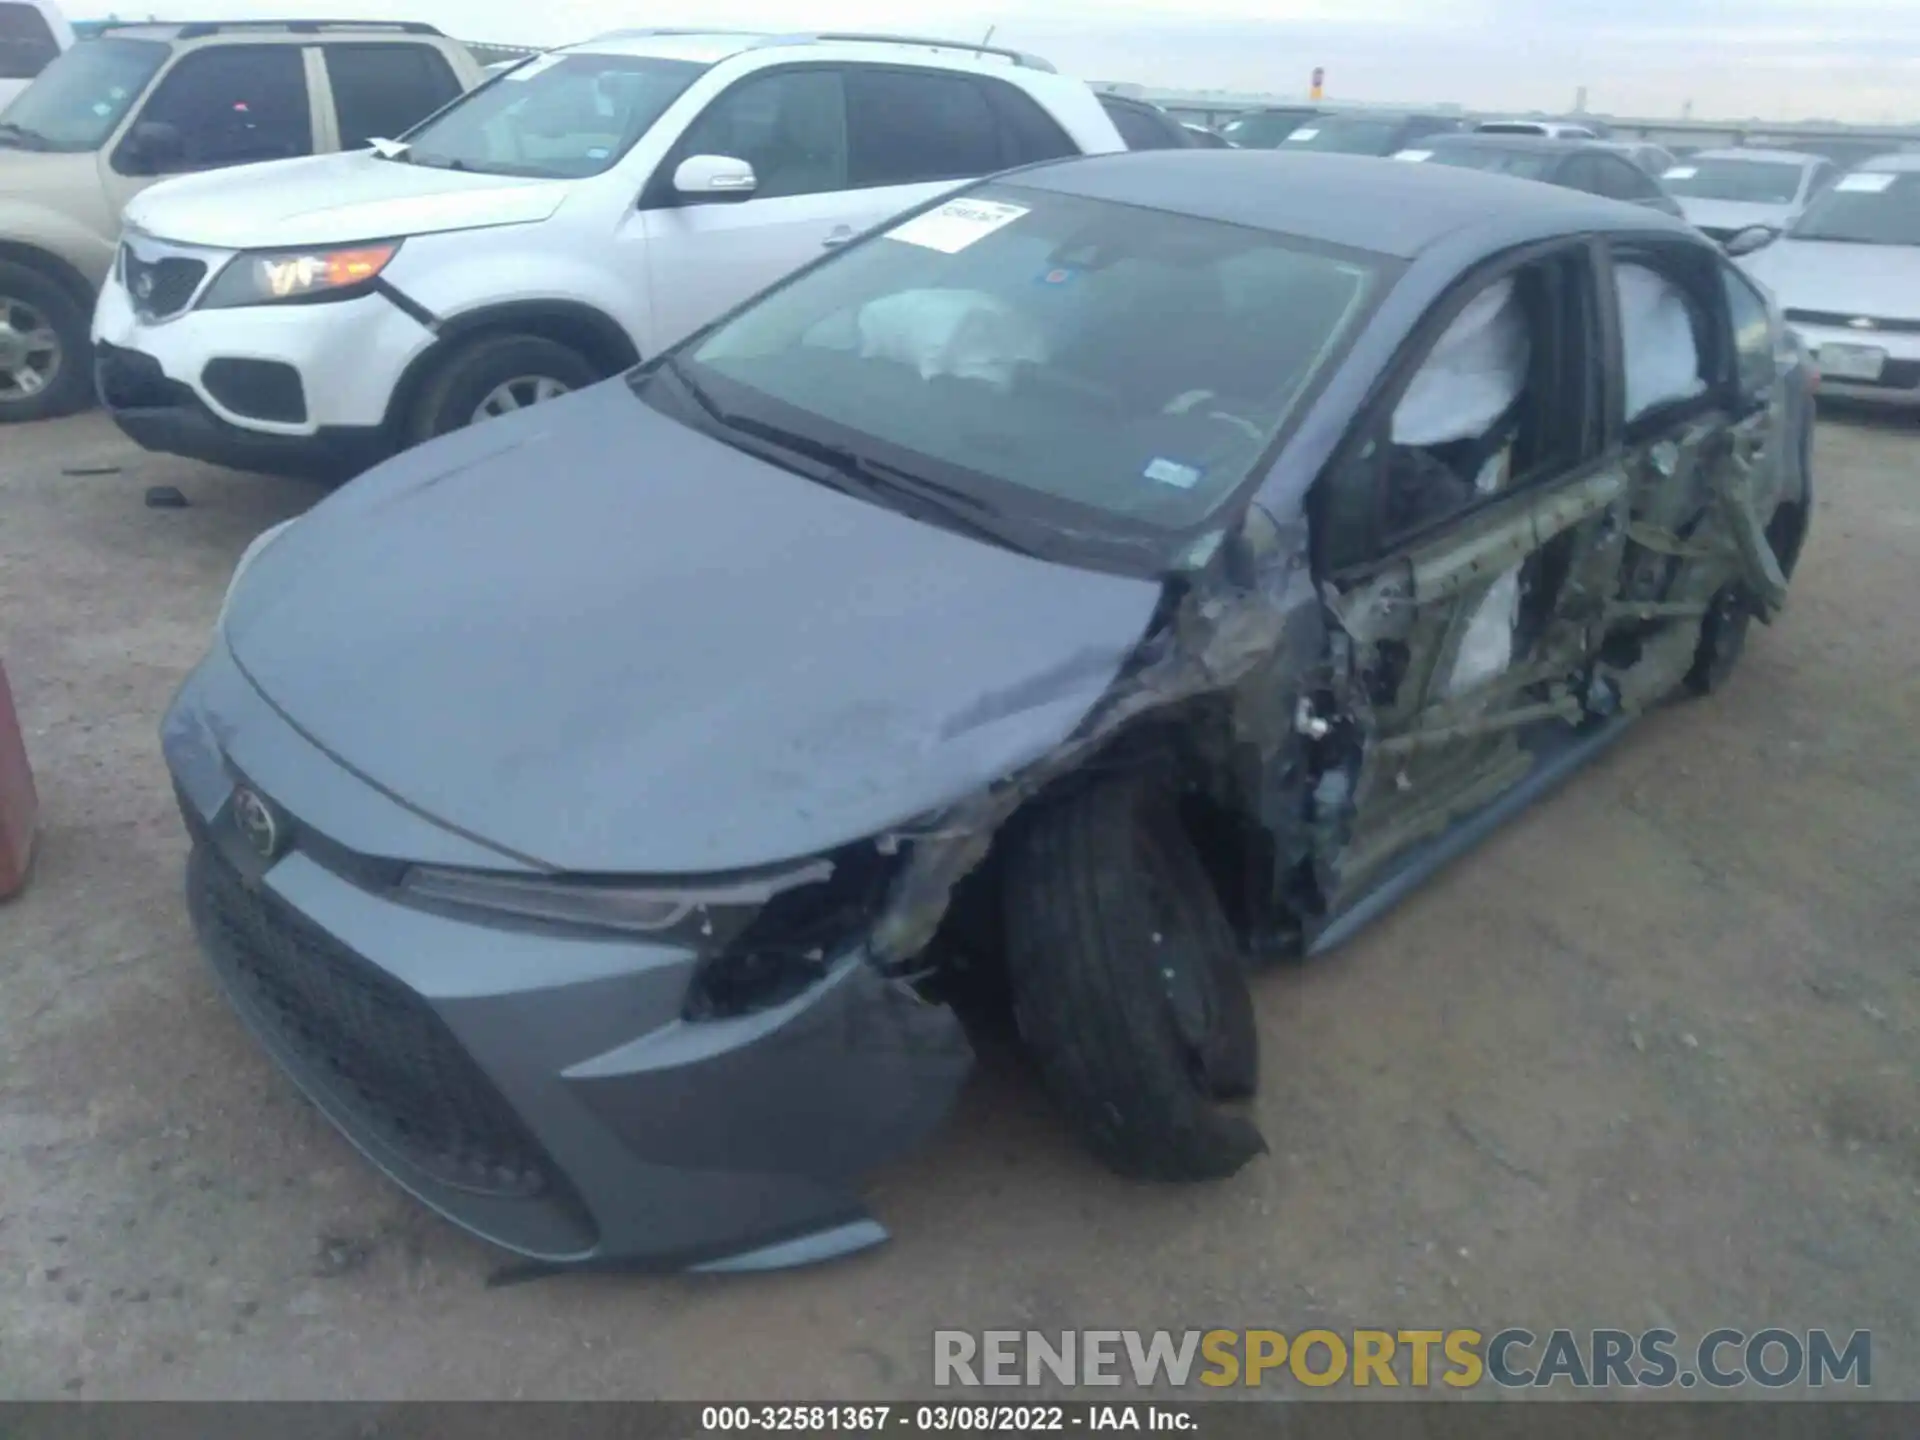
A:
199;242;401;310
399;859;836;937
217;517;299;631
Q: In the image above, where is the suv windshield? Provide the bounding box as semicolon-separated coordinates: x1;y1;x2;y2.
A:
1283;114;1412;155
1218;110;1315;148
1422;145;1555;180
670;184;1384;544
0;37;167;151
1662;157;1804;204
1789;171;1920;246
398;52;705;178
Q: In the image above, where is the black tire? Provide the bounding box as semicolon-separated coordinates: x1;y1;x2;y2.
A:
406;334;601;444
1002;778;1266;1181
1686;584;1752;695
0;260;94;423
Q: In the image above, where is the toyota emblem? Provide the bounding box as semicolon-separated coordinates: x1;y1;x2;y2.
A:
231;786;284;861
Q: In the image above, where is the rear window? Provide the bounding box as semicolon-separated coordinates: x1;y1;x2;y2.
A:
0;2;59;81
324;43;462;149
1660;157;1805;205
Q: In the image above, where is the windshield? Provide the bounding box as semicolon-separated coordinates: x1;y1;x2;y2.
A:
1789;171;1920;245
397;52;705;178
1283;114;1414;155
0;38;166;151
1422;145;1556;180
1218;110;1314;148
1662;157;1804;205
669;184;1385;546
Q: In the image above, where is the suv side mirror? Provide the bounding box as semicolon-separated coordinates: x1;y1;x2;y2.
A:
1723;225;1779;259
672;154;757;204
121;120;185;174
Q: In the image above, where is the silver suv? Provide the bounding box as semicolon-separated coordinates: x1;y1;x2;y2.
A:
0;19;484;421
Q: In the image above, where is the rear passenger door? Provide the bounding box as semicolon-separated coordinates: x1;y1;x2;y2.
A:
318;42;464;149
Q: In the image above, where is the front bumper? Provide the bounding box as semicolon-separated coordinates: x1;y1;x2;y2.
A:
162;642;973;1271
92;265;436;476
1790;320;1920;409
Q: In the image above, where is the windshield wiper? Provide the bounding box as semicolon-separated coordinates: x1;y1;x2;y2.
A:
409;153;469;171
650;363;1040;558
0;121;50;150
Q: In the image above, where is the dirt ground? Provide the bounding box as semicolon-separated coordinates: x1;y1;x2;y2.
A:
1;410;1915;1401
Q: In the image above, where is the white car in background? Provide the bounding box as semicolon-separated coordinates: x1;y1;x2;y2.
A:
92;28;1126;479
0;0;69;111
1660;148;1838;245
1737;154;1920;410
1474;119;1598;140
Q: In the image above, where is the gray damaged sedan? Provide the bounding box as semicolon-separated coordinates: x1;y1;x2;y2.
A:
164;151;1815;1272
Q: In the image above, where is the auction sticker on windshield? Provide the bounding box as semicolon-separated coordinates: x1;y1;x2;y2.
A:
1394;150;1433;162
886;199;1030;254
1835;173;1895;193
1663;166;1698;179
1285;128;1321;142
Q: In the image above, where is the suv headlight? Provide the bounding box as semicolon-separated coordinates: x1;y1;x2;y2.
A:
200;242;401;309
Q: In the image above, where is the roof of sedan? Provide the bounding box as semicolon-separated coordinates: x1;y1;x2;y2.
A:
1010;150;1673;260
1689;147;1828;166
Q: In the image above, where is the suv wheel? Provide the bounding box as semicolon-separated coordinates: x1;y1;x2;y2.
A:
408;334;601;443
0;261;94;424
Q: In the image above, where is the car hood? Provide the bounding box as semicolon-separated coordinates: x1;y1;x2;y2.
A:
1676;197;1798;233
222;383;1164;874
1741;237;1920;322
124;150;573;249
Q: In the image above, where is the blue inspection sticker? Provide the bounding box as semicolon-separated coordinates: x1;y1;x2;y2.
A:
586;146;611;160
1144;457;1203;489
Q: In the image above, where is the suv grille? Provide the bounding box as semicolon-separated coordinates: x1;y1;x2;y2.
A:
122;245;208;322
188;836;566;1202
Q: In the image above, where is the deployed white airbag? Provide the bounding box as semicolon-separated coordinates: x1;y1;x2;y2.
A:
845;288;1048;389
1444;567;1522;698
1392;277;1530;448
1616;263;1706;421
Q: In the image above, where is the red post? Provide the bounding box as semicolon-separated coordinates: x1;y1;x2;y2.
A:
0;659;39;900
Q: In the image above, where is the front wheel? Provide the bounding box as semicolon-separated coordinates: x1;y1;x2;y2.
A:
1001;778;1266;1182
0;261;94;423
406;334;600;444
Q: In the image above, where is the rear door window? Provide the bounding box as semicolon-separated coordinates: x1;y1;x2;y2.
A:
845;67;1002;186
323;43;462;148
127;44;312;171
0;1;59;80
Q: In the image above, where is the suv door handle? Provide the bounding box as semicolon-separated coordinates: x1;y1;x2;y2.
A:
822;226;855;249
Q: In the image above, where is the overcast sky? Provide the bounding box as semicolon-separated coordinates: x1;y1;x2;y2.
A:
89;0;1920;123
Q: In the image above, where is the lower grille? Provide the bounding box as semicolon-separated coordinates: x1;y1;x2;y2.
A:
123;246;208;322
190;840;565;1201
95;342;186;410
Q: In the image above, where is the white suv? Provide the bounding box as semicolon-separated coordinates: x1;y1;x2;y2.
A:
92;29;1125;478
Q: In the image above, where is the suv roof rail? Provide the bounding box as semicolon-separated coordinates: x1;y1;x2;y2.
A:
766;31;1057;71
159;18;443;39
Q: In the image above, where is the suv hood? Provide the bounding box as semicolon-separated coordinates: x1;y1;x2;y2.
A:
1742;237;1920;322
125;151;573;249
222;383;1163;874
